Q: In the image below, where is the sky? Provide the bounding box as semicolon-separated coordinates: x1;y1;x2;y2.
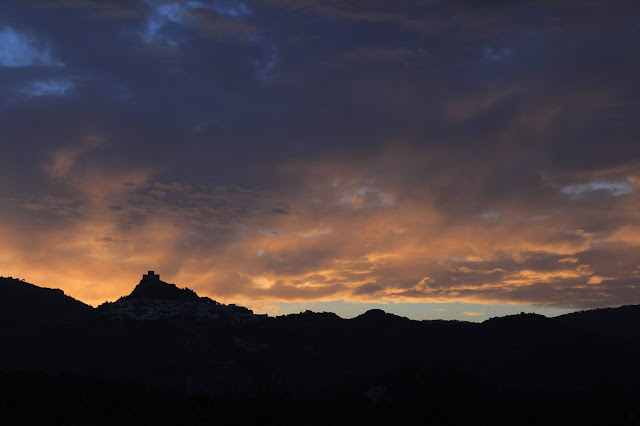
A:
1;0;639;321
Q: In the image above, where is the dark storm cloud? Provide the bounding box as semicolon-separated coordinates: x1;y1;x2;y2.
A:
0;0;639;311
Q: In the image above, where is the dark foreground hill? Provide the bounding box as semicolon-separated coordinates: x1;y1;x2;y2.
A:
0;276;91;320
1;274;639;424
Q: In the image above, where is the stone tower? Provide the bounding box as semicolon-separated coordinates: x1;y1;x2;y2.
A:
143;270;160;280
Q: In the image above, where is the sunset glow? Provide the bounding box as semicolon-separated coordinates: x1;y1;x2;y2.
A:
1;0;639;319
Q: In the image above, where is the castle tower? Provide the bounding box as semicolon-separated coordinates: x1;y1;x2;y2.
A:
143;270;160;280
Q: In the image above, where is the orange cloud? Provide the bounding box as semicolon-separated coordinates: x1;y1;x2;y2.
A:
44;136;103;179
2;144;640;310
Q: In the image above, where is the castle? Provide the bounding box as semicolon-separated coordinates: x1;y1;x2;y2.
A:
143;270;160;280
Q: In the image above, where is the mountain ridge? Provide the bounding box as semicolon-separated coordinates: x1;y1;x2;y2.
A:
3;272;640;327
2;273;640;398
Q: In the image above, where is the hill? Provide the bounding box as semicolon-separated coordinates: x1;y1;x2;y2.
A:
0;276;92;320
0;272;639;417
555;304;640;341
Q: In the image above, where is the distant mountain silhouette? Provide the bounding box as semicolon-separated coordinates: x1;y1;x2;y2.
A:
1;272;640;415
353;308;412;324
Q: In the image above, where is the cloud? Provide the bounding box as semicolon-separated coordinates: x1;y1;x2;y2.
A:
3;141;640;309
141;0;253;45
482;46;511;62
96;236;128;245
561;180;634;197
0;27;63;67
37;0;140;20
44;137;103;179
610;225;640;246
134;0;274;78
252;39;278;78
1;0;639;315
21;78;74;97
259;0;425;24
